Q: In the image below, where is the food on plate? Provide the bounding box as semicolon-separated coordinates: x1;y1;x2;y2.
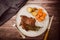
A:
31;12;37;16
35;9;46;22
20;15;35;26
37;9;43;16
27;7;46;22
27;7;37;13
27;7;38;16
32;8;37;12
20;15;41;31
27;7;33;13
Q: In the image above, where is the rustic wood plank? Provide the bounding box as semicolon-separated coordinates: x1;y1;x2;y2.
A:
27;1;57;4
28;0;58;1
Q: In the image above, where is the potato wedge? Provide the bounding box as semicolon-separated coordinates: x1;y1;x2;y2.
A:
27;7;33;13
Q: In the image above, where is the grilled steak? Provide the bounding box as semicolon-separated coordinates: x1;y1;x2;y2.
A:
20;15;36;26
20;15;40;31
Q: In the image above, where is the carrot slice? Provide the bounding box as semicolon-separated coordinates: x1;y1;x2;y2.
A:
37;18;42;22
37;9;43;17
35;8;46;22
40;16;45;21
42;13;46;18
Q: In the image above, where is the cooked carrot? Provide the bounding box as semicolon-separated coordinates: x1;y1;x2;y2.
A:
35;14;40;19
36;9;43;19
37;9;43;17
40;16;45;21
35;8;46;22
37;16;44;22
37;18;42;22
42;13;46;18
38;9;42;12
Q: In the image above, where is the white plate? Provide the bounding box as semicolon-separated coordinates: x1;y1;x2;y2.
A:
16;4;49;37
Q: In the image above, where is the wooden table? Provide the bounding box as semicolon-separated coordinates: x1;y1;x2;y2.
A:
0;0;60;40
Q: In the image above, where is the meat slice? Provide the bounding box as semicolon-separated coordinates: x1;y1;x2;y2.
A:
20;15;40;31
26;17;35;26
20;15;36;27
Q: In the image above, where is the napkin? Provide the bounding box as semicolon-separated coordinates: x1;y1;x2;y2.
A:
0;0;9;17
0;0;28;26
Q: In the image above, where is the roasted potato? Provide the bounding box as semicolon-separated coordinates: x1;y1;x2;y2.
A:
32;12;37;16
32;8;37;12
27;7;33;13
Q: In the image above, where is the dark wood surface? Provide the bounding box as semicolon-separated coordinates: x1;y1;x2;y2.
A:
0;0;60;40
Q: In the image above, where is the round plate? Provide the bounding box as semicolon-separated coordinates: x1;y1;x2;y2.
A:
16;4;49;37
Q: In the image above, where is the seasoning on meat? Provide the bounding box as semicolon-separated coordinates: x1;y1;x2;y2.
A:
20;15;40;31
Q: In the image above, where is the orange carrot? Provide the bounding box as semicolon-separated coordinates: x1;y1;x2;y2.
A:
37;9;43;17
42;13;46;18
35;8;46;22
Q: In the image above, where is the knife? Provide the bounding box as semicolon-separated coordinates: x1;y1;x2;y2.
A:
44;16;54;40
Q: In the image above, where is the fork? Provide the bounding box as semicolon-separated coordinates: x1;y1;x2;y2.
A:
13;24;26;39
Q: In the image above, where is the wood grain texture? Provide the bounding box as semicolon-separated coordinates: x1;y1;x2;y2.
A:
0;0;60;40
